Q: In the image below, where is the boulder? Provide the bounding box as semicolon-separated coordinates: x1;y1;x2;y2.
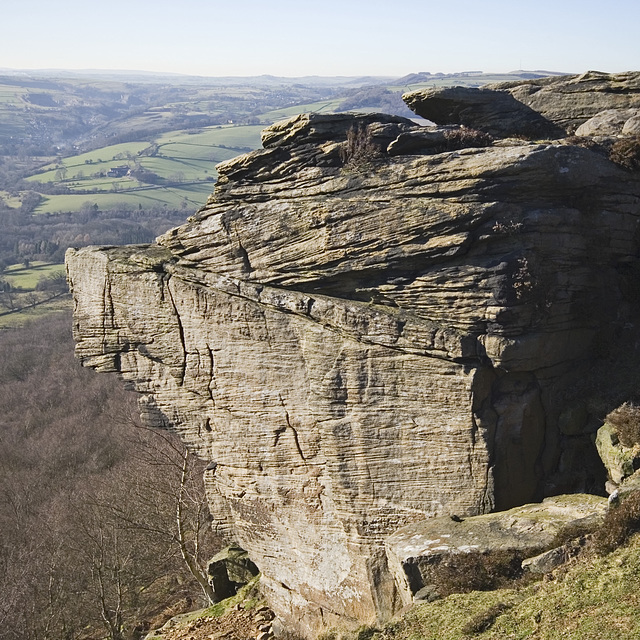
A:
385;494;607;603
403;71;640;138
521;545;571;574
595;422;640;487
386;125;493;156
260;112;417;149
618;470;640;496
622;115;640;136
402;85;565;139
386;126;452;155
207;545;259;601
574;109;640;137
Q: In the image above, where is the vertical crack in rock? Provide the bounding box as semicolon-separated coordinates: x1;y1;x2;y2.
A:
205;342;217;407
278;393;308;463
163;274;187;386
102;278;114;354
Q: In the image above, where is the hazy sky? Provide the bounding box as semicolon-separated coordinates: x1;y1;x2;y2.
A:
2;0;639;77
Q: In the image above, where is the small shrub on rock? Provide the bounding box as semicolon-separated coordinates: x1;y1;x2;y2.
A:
426;550;530;597
340;125;381;168
606;402;640;447
593;490;640;554
564;135;603;152
443;126;494;150
609;135;640;170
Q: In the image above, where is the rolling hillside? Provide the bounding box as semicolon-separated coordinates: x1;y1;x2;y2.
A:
1;69;556;214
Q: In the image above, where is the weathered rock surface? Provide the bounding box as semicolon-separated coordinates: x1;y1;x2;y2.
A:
68;86;640;636
522;542;578;574
596;421;640;489
575;108;640;138
385;494;606;602
404;71;640;137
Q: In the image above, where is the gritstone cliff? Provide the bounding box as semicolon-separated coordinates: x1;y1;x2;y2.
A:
67;71;640;637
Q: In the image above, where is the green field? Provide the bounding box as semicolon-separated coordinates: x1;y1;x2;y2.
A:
29;141;151;175
0;191;22;208
34;183;213;214
24;123;271;213
154;124;265;151
0;262;70;328
0;296;71;329
3;262;66;289
256;98;343;123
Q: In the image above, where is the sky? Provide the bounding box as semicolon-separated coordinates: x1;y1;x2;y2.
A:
2;0;639;78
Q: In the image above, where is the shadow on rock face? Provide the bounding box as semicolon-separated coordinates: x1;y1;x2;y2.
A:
404;87;567;139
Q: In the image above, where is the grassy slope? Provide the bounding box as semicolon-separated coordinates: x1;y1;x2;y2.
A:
256;98;344;123
0;296;70;329
369;537;640;640
33;185;211;213
3;262;65;288
142;538;640;640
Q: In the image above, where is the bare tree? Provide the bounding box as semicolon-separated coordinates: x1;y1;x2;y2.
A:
97;411;219;605
0;314;222;640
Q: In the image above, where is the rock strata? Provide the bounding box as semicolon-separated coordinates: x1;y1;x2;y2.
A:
68;75;640;637
404;71;640;137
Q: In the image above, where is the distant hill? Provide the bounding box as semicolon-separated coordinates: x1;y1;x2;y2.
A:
0;68;396;87
0;68;570;217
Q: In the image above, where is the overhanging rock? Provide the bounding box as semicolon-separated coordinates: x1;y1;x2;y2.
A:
67;100;640;636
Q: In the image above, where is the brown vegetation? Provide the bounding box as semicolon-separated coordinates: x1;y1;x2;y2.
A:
442;126;493;150
609;136;640;171
340;125;382;167
609;135;640;171
0;313;221;640
424;550;534;598
593;491;640;555
606;402;640;447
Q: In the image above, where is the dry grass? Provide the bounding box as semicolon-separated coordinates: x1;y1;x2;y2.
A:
442;127;493;150
593;491;640;554
607;402;640;447
424;550;535;598
340;125;381;167
609;135;640;170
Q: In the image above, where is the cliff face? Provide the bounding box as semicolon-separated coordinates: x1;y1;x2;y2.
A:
67;74;640;636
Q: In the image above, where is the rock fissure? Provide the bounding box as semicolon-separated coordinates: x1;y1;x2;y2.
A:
277;394;309;464
164;274;188;387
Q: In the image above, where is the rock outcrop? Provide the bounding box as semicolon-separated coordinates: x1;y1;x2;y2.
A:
208;545;259;601
596;404;640;495
404;71;640;138
386;494;607;603
67;75;640;637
